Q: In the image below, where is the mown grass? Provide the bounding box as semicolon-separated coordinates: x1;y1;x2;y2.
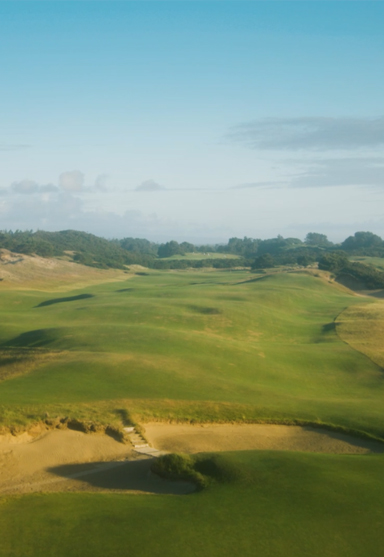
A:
1;450;384;557
1;268;384;556
0;270;383;437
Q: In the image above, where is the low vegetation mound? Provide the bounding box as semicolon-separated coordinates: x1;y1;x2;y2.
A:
151;452;242;490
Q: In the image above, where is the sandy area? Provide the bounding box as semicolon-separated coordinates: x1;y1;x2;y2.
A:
1;424;383;496
143;423;384;455
0;429;192;496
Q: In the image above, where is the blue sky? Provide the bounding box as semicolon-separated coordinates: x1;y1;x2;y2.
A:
1;1;383;243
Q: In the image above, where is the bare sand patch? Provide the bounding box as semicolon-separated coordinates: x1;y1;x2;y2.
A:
143;423;384;455
0;429;193;495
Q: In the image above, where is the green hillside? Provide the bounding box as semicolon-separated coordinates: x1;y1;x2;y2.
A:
0;269;383;437
1;450;384;557
1;267;384;557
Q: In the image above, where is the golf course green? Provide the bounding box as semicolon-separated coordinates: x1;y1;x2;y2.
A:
1;266;383;556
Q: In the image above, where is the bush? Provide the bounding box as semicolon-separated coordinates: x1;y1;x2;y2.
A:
151;453;207;489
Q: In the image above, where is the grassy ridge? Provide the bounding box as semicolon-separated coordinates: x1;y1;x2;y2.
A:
1;450;384;557
0;270;383;437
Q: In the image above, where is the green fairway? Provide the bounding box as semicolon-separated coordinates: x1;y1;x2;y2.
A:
1;267;384;557
0;269;383;437
1;450;384;557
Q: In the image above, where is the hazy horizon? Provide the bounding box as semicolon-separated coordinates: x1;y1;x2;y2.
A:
1;1;383;244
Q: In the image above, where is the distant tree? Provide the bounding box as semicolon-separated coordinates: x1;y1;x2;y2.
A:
318;252;349;272
158;240;181;258
252;254;274;269
305;233;332;247
341;231;383;251
179;241;195;254
297;254;315;267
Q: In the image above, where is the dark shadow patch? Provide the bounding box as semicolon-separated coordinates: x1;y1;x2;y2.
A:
322;322;337;332
36;293;95;308
2;328;63;348
236;274;270;285
116;288;135;293
48;459;195;494
188;305;222;315
135;272;149;276
114;408;134;426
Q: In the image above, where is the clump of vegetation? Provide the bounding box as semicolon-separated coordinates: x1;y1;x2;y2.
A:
151;453;208;490
151;452;245;490
319;252;384;289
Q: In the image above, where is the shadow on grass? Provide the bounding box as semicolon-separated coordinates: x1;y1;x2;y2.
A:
47;458;195;494
116;288;135;293
188;305;222;315
35;293;95;308
1;328;63;348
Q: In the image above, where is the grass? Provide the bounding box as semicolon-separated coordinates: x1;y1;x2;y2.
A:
337;301;384;369
350;256;384;271
1;450;384;556
1;266;384;556
0;270;383;437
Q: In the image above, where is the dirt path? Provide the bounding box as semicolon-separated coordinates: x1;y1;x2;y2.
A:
143;423;384;455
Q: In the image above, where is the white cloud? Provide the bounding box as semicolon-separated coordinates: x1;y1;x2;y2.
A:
59;170;85;192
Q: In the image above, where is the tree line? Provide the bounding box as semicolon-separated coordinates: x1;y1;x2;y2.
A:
1;229;384;287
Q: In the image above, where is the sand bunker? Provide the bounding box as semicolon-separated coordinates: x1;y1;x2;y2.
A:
1;424;383;495
143;423;384;455
0;429;192;496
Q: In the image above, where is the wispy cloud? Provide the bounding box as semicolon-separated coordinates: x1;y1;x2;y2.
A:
135;179;166;192
290;157;384;188
94;174;108;192
0;144;30;152
11;180;59;195
227;117;384;151
230;181;285;190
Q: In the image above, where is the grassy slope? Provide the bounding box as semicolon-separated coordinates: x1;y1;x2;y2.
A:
351;256;384;271
1;268;384;557
1;450;384;557
0;270;383;436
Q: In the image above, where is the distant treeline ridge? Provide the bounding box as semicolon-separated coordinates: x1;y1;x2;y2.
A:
1;229;384;287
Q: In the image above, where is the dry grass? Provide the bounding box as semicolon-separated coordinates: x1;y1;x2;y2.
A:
0;249;129;291
336;301;384;369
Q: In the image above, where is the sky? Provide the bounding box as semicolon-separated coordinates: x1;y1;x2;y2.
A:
0;1;383;244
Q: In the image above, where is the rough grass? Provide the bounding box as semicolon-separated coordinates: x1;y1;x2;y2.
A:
337;301;384;369
1;450;384;556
